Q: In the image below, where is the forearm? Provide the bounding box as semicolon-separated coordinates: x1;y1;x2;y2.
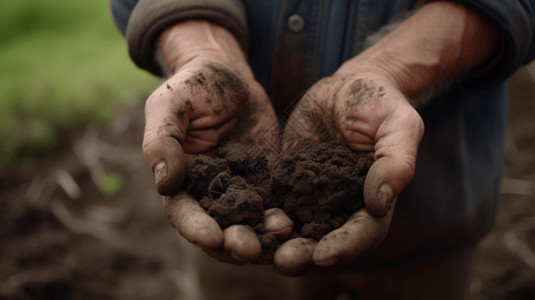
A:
157;20;251;77
341;1;499;98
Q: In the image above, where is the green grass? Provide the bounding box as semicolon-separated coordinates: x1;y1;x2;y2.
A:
0;0;160;168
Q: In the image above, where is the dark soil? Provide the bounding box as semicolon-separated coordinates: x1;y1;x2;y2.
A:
0;68;534;300
185;145;266;229
268;140;373;240
186;139;373;248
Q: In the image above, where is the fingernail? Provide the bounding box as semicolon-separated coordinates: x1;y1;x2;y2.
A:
273;226;292;237
378;184;394;212
315;257;338;267
154;161;167;186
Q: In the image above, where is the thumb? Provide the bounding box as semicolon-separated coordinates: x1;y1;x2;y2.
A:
142;90;188;196
363;157;409;216
364;108;424;216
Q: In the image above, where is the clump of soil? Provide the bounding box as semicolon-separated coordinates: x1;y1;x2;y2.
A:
268;140;373;240
185;139;373;251
185;144;268;229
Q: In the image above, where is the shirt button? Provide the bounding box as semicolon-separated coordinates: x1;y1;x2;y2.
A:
288;14;305;32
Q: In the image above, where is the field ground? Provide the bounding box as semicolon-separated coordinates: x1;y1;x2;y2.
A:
0;68;534;299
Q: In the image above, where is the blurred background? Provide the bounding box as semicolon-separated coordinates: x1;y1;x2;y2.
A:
0;0;159;168
0;1;534;299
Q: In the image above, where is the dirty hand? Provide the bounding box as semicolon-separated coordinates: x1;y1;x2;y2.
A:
273;0;501;274
274;66;424;275
143;20;292;264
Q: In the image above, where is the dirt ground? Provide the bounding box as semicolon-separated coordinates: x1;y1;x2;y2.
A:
470;67;535;300
1;68;534;300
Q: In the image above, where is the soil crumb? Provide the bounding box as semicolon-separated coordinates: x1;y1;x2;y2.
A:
185;139;373;252
185;148;265;229
268;140;373;240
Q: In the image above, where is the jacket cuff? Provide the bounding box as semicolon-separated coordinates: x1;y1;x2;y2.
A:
126;0;248;76
451;0;535;86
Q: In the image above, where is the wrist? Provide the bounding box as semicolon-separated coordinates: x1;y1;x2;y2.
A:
338;1;499;98
157;20;251;77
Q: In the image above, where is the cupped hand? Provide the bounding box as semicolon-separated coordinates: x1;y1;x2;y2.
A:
274;67;424;275
142;21;292;265
145;58;293;264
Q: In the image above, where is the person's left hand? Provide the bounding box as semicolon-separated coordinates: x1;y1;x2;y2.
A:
273;65;424;275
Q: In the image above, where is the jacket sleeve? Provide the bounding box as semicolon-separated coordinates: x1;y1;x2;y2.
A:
109;0;138;36
109;0;248;76
452;0;535;85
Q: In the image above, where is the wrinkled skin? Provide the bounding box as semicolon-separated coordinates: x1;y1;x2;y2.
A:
142;26;293;264
145;0;499;273
144;55;423;271
273;69;424;275
270;0;500;275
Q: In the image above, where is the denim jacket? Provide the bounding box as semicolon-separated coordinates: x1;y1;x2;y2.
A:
110;0;535;265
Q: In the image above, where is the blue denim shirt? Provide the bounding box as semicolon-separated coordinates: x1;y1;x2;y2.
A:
110;0;535;264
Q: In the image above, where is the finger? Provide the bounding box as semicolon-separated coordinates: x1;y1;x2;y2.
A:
274;238;316;276
342;130;375;152
143;86;188;196
312;204;395;266
203;248;248;266
364;106;424;216
264;208;293;237
183;120;243;155
163;191;223;250
223;225;261;263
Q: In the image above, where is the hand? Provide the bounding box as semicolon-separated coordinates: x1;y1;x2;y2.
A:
272;0;501;275
273;67;424;275
142;20;292;264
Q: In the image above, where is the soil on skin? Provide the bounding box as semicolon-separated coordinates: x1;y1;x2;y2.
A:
185;139;373;250
1;69;534;300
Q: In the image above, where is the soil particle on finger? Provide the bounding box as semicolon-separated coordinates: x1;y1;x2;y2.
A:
184;71;206;86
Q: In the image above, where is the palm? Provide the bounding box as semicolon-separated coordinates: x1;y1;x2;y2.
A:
143;58;290;265
145;60;279;160
275;72;424;274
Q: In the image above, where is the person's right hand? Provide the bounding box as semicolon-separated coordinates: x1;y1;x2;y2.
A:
142;20;293;265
